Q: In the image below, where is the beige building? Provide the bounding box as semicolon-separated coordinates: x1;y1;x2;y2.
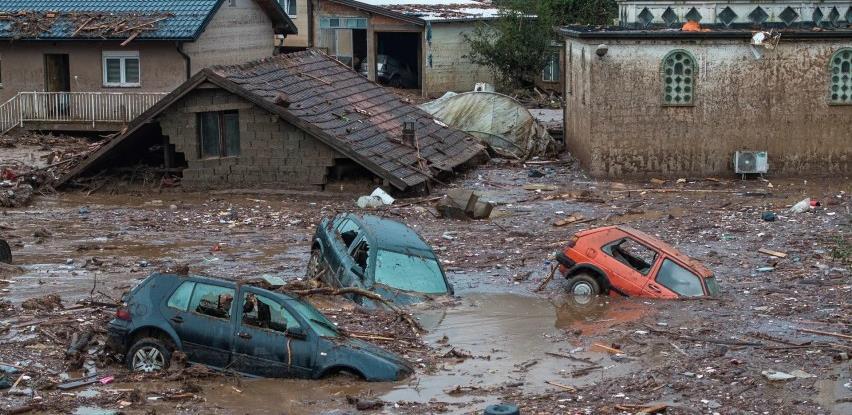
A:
279;0;498;97
0;0;296;133
562;0;852;177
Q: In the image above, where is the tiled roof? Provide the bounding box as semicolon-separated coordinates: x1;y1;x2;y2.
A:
61;50;486;190
0;0;295;40
208;50;485;188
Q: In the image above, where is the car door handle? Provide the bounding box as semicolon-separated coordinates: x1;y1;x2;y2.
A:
237;332;252;340
647;284;661;292
170;316;184;324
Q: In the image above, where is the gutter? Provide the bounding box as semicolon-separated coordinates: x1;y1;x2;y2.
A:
559;28;852;40
176;41;191;80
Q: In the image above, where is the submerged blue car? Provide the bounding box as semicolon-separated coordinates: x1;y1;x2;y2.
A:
308;214;453;305
107;273;413;381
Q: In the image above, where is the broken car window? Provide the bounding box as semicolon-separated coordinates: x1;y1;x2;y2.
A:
603;238;657;275
288;299;339;337
705;276;720;296
241;292;299;333
351;240;369;271
336;219;360;248
190;283;236;320
374;249;448;294
167;281;195;311
656;259;704;297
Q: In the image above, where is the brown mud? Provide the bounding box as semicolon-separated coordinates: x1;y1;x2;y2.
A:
0;148;850;414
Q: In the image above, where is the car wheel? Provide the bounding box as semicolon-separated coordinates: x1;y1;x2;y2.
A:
568;273;601;297
306;249;323;280
0;239;11;264
127;337;172;373
389;75;402;88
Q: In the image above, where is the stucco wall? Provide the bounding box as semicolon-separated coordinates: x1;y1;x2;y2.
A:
423;22;494;97
0;41;185;102
565;37;852;177
282;0;309;48
183;0;276;73
157;86;339;190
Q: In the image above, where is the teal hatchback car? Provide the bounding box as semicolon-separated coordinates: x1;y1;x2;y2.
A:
308;214;453;305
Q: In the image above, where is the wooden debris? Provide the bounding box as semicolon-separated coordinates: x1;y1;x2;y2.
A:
592;343;623;354
534;264;558;292
758;248;788;258
544;380;577;392
797;328;852;341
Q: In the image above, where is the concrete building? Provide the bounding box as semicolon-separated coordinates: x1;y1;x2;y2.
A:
561;0;852;178
61;50;486;192
0;0;296;133
279;0;499;97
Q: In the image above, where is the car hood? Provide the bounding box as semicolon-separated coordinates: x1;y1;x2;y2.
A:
321;336;414;380
369;283;434;306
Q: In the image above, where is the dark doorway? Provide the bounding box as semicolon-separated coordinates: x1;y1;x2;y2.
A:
353;29;367;72
375;31;420;89
44;54;70;92
44;53;71;116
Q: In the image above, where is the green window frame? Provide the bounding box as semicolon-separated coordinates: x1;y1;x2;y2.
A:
829;48;852;105
661;49;696;106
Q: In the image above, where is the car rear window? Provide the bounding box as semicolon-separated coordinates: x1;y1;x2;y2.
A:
167;281;195;311
656;259;704;297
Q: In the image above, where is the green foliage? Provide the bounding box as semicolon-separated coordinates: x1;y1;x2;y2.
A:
464;0;617;90
831;236;851;264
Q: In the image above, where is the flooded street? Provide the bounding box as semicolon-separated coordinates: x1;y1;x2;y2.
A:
1;160;850;414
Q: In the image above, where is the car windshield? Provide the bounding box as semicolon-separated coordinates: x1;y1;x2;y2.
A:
288;299;339;337
374;249;448;294
656;259;705;297
705;276;720;296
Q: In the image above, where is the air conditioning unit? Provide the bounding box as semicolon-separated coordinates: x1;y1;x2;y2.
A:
733;151;769;175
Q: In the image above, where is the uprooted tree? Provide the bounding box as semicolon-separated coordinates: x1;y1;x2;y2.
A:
464;0;617;91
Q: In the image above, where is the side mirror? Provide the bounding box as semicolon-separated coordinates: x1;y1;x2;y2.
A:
286;326;307;339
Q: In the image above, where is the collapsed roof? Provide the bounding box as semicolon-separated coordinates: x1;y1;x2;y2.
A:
60;50;487;190
0;0;297;40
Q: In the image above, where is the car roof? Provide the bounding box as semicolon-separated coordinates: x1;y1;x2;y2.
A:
577;226;712;277
149;273;299;301
346;214;435;254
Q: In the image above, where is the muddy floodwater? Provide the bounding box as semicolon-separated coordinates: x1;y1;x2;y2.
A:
1;160;850;414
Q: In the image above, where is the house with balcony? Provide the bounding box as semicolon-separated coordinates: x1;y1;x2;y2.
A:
0;0;296;134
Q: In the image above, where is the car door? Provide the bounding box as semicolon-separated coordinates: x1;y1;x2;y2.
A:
163;280;235;367
230;288;314;378
324;218;361;287
649;257;703;298
342;233;370;289
599;237;661;296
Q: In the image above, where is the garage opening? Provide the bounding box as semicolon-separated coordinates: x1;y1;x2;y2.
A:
375;31;421;89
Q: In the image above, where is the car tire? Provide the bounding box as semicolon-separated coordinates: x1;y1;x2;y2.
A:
0;239;11;264
567;273;601;297
127;337;172;373
389;75;402;88
307;249;324;280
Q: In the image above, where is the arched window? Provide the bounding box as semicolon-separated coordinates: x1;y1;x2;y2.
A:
661;50;696;105
830;48;852;104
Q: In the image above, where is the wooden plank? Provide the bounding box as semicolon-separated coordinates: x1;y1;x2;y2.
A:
758;248;787;258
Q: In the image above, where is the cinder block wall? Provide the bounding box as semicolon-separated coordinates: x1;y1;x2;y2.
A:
564;38;852;177
157;87;339;189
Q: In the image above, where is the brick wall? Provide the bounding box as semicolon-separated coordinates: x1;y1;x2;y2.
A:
157;87;340;189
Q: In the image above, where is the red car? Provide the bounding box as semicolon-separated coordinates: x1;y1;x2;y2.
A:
556;226;719;299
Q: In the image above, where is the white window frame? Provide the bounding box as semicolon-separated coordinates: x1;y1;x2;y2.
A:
102;51;140;87
281;0;298;17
